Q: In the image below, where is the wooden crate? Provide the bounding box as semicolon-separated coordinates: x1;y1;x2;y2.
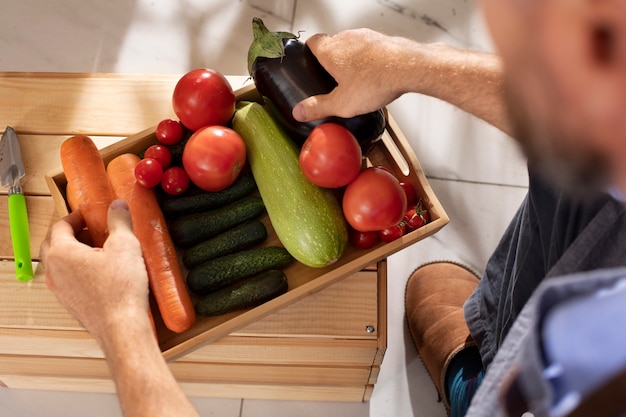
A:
44;82;448;359
0;72;447;401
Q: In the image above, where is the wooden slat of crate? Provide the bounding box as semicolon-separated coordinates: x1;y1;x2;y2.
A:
0;330;379;366
0;355;373;387
0;197;58;261
232;270;379;338
0;263;380;339
182;337;380;366
0;73;248;136
0;134;124;197
0;134;154;261
0;376;371;402
0;262;78;329
0;353;377;402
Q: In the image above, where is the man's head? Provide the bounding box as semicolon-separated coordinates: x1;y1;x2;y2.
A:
481;0;626;197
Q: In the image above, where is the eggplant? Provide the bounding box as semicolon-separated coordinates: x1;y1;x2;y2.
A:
247;18;386;151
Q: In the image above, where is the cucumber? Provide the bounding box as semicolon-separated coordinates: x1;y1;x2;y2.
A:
167;128;193;165
170;196;265;247
187;246;293;294
232;101;348;268
194;269;288;316
182;220;268;268
161;172;256;218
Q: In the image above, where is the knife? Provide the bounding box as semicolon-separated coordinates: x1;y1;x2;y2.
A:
0;126;33;282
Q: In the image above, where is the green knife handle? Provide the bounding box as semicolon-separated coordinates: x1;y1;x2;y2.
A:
8;193;34;282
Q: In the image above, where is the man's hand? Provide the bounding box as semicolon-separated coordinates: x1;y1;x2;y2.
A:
292;29;511;135
40;199;150;342
292;29;413;122
40;200;200;417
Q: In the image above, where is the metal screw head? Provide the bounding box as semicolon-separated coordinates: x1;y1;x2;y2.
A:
365;325;375;333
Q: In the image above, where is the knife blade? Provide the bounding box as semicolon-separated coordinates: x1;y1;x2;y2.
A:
0;126;33;282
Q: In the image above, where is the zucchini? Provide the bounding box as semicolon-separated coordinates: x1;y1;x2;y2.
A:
232;101;348;268
161;172;256;218
194;269;288;316
170;196;265;247
182;220;268;268
187;246;293;294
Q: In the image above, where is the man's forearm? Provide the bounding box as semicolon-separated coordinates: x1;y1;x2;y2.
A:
397;42;512;135
294;30;512;135
98;313;199;417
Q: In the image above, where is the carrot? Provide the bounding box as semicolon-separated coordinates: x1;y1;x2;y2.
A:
65;181;79;212
106;153;195;334
60;135;115;247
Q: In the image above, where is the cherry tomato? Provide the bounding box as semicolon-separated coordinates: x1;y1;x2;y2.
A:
299;123;362;188
342;166;408;232
144;144;172;169
134;158;163;188
379;222;407;243
182;125;246;192
399;182;417;205
404;200;431;231
155;119;184;145
349;228;379;250
161;166;190;195
172;68;236;131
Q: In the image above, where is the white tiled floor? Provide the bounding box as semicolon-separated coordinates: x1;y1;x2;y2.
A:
0;1;528;416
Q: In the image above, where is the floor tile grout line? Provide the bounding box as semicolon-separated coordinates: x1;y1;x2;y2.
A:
426;176;529;189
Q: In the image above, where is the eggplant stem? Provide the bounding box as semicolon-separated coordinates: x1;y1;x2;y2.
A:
248;17;298;74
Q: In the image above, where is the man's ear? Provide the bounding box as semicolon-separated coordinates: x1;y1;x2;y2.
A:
586;2;626;69
579;1;626;137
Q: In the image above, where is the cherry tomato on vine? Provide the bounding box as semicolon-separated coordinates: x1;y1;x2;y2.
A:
404;201;431;230
299;123;362;188
378;222;407;243
155;119;184;145
342;166;408;232
134;158;163;188
144;144;172;169
161;166;190;195
182;125;246;192
349;228;379;250
172;68;236;131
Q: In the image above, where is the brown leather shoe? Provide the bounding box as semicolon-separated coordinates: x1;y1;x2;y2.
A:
405;261;480;409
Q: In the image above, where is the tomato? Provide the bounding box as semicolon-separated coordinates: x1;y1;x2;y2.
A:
404;200;431;231
172;69;236;131
342;166;408;232
349;228;379;250
182;126;246;192
134;158;163;188
144;144;172;169
373;165;392;174
161;166;190;195
399;182;417;205
155;119;184;145
379;222;407;243
299;123;362;188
